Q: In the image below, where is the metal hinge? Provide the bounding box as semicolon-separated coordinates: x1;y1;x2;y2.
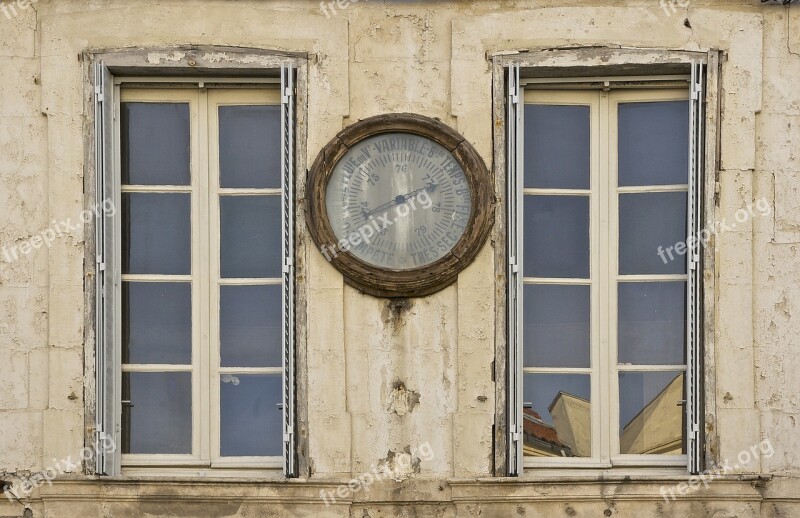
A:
95;84;103;100
283;258;293;273
510;425;521;443
691;76;703;100
509;257;519;273
508;65;520;103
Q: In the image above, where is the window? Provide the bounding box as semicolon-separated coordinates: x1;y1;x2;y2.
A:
93;64;297;476
506;64;705;473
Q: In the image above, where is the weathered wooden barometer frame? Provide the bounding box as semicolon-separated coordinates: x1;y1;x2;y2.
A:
307;113;494;298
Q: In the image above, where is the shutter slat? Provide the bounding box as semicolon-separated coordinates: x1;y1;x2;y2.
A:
686;60;706;475
506;63;523;476
94;61;119;475
281;62;297;478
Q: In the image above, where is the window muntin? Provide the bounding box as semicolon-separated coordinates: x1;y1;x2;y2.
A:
520;88;691;466
119;88;285;468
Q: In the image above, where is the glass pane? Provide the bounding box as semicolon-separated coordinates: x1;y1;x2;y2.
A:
219;105;281;189
522;374;591;457
523;284;590;368
220;374;283;457
619;192;687;275
524;104;590;189
122;282;191;365
524;195;590;278
618;281;686;365
122;193;191;275
121;102;190;186
618;100;689;187
121;372;192;454
619;371;685;454
220;285;282;368
220;195;281;279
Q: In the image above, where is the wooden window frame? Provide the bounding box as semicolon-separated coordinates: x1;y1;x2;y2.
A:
497;50;717;477
90;53;305;477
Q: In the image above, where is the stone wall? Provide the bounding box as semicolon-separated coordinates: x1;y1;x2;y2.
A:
0;0;798;516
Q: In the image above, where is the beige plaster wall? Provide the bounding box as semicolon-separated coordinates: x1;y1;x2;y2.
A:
0;0;798;516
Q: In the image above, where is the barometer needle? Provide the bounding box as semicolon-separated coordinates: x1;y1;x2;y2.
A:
365;183;437;217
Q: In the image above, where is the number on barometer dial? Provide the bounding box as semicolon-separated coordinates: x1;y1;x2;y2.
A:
325;133;472;270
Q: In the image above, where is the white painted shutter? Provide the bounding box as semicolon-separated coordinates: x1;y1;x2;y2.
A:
94;61;120;475
686;60;706;475
506;63;524;476
281;62;297;478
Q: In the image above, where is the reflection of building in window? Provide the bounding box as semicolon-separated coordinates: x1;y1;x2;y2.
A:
523;392;590;457
620;372;684;455
550;392;591;457
523;373;683;457
522;408;573;457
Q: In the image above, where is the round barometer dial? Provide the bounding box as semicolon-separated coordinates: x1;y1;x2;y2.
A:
325;133;471;270
307;113;493;298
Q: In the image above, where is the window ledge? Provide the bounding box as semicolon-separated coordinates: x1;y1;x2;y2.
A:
449;472;770;484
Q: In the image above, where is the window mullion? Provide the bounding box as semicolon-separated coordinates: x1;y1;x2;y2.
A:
197;87;212;464
595;88;619;463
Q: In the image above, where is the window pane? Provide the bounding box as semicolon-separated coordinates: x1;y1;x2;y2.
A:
618;281;686;365
121;372;192;454
524;195;590;278
219;105;281;189
619;192;687;275
122;282;191;365
121;102;190;186
220;195;282;279
220;374;283;457
523;374;591;457
220;285;282;368
619;371;685;455
618;100;689;187
122;193;191;275
523;284;590;368
524;104;590;189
